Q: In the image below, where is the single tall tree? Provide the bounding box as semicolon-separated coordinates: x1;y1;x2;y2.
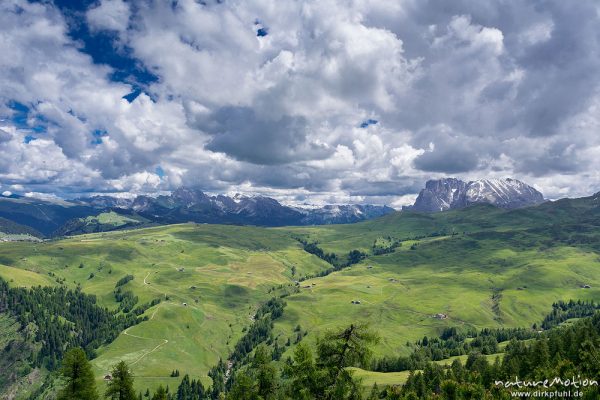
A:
105;361;137;400
317;323;378;400
58;348;99;400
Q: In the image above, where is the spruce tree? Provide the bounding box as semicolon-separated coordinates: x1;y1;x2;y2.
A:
151;385;167;400
105;361;136;400
367;383;379;400
316;323;379;400
227;373;257;400
285;342;319;399
58;348;99;400
253;345;278;399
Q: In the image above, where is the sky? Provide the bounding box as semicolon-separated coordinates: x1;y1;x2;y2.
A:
0;0;599;207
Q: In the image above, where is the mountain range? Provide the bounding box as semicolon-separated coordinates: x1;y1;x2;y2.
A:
0;179;549;238
0;188;395;238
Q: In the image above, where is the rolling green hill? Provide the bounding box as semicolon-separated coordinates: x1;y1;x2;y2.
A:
0;216;42;239
0;197;98;237
53;211;151;236
0;194;599;396
0;224;331;394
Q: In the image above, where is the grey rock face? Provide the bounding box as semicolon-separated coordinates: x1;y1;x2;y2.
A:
409;178;544;212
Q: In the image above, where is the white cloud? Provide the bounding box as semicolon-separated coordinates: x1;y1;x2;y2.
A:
108;171;162;192
86;0;131;33
1;0;600;204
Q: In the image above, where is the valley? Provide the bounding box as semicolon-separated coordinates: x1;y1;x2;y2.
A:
1;192;600;397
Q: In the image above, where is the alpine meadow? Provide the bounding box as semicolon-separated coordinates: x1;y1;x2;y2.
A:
2;0;600;399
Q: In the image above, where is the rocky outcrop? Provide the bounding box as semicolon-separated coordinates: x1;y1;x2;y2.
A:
408;178;544;212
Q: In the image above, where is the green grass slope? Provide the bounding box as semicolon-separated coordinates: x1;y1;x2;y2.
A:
0;216;43;239
0;194;599;394
54;211;151;236
0;223;330;394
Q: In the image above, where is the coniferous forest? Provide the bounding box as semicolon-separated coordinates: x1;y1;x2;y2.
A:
41;311;600;399
0;277;141;369
3;273;600;399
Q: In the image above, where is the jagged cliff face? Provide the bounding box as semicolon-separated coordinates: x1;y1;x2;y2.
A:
409;178;545;212
412;178;468;212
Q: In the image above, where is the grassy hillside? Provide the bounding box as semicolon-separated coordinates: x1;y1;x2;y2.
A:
271;196;600;358
54;211;151;236
0;224;330;393
0;194;599;395
0;197;97;237
0;216;42;238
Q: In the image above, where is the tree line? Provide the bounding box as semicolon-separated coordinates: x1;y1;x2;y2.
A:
373;299;600;373
49;309;600;399
295;238;367;281
208;296;287;398
393;311;600;399
54;323;379;400
373;326;536;373
0;277;141;370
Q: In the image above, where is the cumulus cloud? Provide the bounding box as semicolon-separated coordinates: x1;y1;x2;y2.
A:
86;0;131;33
1;0;599;205
201;106;331;165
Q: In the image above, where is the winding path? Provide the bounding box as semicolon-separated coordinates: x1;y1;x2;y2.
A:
122;305;169;366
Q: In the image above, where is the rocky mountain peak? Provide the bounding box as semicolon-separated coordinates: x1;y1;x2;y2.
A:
79;187;395;226
171;187;209;206
408;178;544;212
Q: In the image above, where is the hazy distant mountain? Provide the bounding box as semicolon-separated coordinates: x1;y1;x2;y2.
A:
0;216;42;239
0;188;394;237
121;187;394;226
297;204;395;225
78;195;135;209
407;178;545;212
0;195;98;236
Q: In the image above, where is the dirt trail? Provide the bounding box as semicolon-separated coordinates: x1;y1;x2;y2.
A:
143;271;151;284
122;305;169;366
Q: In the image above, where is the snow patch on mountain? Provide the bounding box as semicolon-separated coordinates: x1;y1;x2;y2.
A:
408;178;545;212
79;187;395;226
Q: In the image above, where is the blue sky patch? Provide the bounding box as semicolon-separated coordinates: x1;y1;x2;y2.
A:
123;89;142;103
6;101;51;134
360;119;378;128
8;101;29;129
34;0;158;88
91;129;108;145
23;135;37;144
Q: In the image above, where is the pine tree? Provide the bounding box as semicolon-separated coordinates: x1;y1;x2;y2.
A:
253;345;277;399
176;374;206;400
318;324;378;371
284;342;319;399
105;361;136;400
57;348;99;400
227;373;257;400
367;383;380;400
151;386;167;400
